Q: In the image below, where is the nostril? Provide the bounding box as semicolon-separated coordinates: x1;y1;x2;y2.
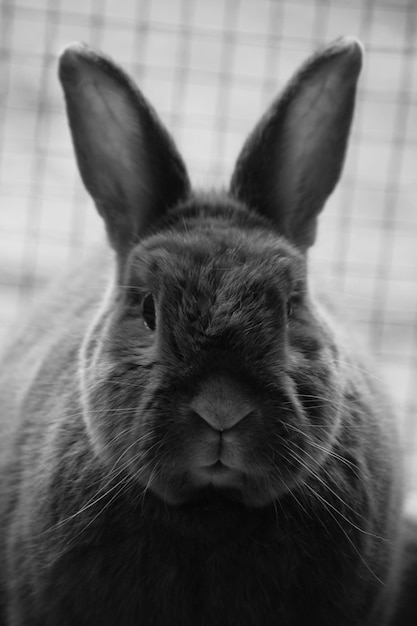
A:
223;408;255;431
190;399;255;432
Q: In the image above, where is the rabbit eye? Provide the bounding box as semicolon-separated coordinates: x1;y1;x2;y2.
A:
286;295;299;320
286;293;303;320
142;292;156;331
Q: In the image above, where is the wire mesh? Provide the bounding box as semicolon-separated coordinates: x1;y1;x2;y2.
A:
0;0;416;505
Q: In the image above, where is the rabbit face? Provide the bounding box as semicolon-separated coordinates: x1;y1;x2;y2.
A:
81;200;344;507
60;38;362;508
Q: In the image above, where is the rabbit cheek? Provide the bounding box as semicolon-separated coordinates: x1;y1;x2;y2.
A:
80;345;153;475
81;371;148;464
284;345;345;476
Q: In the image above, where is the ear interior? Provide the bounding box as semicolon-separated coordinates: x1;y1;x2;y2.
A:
230;37;363;250
61;53;149;218
277;38;363;238
59;44;190;259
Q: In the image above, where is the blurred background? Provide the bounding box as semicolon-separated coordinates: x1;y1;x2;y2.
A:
0;0;416;508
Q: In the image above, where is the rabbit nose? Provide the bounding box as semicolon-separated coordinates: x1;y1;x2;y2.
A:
190;375;255;431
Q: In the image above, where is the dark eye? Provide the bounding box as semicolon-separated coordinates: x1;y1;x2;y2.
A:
286;294;300;320
142;292;156;331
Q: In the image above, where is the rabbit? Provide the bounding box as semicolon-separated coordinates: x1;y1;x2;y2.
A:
0;36;412;626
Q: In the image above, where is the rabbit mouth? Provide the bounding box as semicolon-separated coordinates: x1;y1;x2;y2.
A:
134;394;329;508
193;464;279;507
191;460;243;489
138;418;319;508
148;460;282;508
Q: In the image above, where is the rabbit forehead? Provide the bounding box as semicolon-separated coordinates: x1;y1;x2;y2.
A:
129;227;304;293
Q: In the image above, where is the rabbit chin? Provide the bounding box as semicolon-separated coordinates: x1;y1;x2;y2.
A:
144;465;290;509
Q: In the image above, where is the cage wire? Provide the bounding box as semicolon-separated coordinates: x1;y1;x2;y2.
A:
0;0;416;506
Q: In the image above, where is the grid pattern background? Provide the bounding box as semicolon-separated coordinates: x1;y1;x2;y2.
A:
0;0;417;508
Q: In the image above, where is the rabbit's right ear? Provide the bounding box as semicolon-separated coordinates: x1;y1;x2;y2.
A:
59;44;190;260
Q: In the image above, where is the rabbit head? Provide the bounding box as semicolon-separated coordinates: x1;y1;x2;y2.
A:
59;38;363;508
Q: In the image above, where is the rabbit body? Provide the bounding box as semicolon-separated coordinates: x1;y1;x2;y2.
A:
0;39;407;625
0;218;402;626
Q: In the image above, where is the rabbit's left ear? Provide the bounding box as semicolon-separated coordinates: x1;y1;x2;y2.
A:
230;37;363;251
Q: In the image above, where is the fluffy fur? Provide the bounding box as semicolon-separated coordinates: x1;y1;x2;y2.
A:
0;38;414;626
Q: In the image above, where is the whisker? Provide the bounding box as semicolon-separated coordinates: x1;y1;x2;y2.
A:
41;430;160;536
303;482;385;586
281;421;360;475
285;445;387;542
